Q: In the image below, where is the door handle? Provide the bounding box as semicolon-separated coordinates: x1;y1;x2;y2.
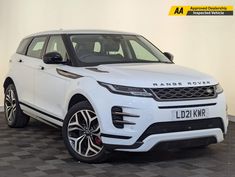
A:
18;59;23;63
40;66;45;70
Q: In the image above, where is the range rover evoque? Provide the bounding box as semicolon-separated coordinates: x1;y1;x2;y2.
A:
3;30;228;163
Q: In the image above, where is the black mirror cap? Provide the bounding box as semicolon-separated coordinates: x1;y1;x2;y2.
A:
43;52;63;64
164;52;174;61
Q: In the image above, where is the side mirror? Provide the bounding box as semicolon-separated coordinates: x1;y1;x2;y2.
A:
164;52;174;61
43;52;64;64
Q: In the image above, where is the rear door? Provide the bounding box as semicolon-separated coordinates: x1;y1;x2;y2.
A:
13;36;47;109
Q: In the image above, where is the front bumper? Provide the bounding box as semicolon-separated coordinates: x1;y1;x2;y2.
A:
112;128;223;152
88;86;228;152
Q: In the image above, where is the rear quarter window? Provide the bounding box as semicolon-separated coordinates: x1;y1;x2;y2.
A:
16;38;32;55
26;36;47;58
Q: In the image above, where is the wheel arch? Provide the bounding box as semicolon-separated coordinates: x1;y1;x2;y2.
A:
67;93;90;111
3;77;15;93
66;91;105;134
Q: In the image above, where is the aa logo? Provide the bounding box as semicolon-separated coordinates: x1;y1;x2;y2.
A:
169;6;234;16
174;7;184;14
169;6;190;16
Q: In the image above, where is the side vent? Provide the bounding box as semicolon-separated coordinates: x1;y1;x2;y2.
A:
111;106;139;129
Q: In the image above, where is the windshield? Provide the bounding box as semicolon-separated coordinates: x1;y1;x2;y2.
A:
70;34;172;65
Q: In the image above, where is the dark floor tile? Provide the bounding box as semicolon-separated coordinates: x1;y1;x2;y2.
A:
0;112;234;177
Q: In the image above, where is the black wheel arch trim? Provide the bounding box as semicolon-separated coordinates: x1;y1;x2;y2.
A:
3;77;15;93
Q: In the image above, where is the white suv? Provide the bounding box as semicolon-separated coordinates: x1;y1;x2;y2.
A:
3;30;228;163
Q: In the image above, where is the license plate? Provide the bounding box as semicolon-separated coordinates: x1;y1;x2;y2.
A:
172;108;209;120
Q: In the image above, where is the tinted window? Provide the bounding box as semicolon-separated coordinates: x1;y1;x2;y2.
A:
16;38;32;55
27;36;47;58
46;36;68;61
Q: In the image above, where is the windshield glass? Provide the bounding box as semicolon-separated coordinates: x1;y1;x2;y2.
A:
70;34;172;65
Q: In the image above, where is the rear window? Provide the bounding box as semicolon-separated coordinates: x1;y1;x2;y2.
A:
16;38;32;55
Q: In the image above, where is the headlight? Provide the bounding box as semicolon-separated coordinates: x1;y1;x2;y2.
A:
215;84;223;94
98;82;153;97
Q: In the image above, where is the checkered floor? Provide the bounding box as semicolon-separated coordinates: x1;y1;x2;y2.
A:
0;112;234;177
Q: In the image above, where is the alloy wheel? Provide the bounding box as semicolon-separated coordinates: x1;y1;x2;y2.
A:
67;110;103;157
5;88;17;124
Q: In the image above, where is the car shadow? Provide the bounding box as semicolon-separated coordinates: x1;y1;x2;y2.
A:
0;114;223;164
105;146;216;164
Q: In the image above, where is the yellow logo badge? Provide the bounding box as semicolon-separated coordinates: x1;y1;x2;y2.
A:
169;6;233;16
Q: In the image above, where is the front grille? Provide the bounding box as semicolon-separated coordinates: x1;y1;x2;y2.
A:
137;118;224;142
151;85;216;101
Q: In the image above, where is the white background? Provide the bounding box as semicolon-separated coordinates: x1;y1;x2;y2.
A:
0;0;235;114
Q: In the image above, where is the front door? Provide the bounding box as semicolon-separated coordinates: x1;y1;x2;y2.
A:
34;35;69;125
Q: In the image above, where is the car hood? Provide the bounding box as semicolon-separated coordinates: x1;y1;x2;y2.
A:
70;63;218;88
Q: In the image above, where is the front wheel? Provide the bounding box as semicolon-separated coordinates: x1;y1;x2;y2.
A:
62;101;108;163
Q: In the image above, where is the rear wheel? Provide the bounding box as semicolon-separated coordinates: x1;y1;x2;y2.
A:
4;84;30;128
62;101;108;163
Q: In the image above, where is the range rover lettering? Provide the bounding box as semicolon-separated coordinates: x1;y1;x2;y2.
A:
3;30;228;163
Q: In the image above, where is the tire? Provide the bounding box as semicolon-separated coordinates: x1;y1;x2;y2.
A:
4;84;30;128
62;101;109;163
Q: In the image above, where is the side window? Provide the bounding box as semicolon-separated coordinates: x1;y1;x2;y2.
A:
27;37;47;58
46;36;68;61
16;38;32;55
129;40;157;61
